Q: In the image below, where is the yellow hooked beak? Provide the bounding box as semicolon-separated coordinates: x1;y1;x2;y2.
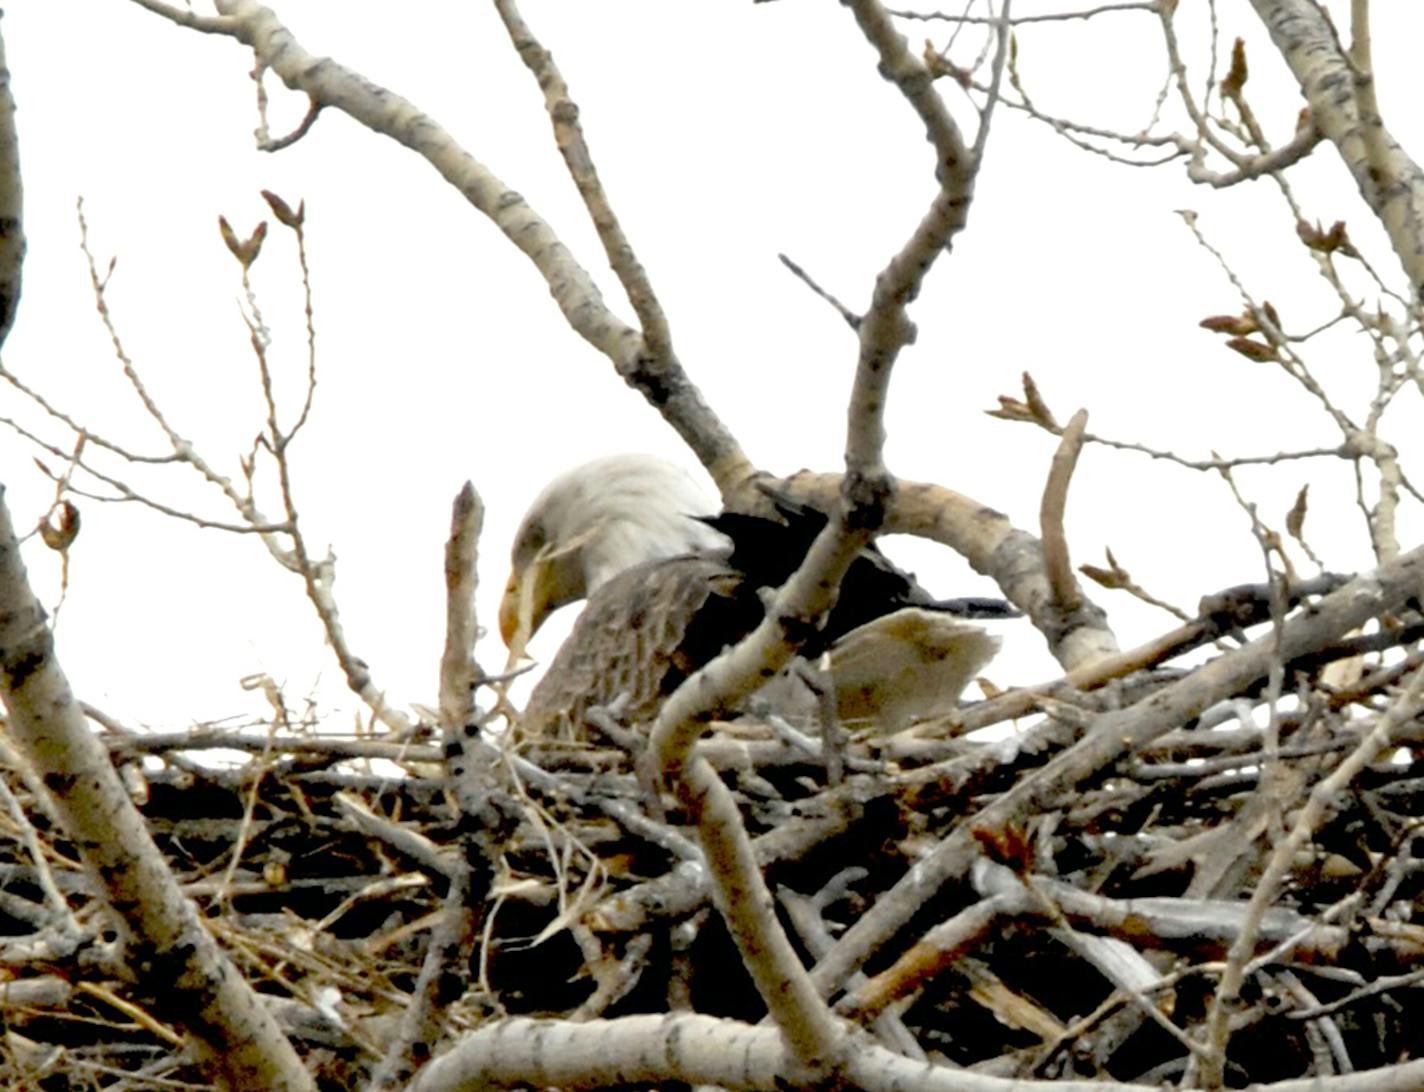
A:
499;567;534;661
499;554;559;663
499;528;595;661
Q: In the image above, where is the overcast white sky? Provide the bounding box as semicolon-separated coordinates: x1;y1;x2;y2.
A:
2;1;1422;731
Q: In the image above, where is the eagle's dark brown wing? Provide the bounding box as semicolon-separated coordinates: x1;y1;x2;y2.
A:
517;555;758;741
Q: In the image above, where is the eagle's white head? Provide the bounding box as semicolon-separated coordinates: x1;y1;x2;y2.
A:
499;454;728;653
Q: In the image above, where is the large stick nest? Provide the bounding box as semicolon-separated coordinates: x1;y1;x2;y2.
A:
2;606;1423;1090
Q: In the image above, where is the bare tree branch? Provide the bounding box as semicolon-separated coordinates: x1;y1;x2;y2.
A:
493;0;673;363
141;0;754;492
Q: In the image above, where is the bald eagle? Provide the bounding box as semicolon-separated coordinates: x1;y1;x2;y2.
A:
500;455;1005;741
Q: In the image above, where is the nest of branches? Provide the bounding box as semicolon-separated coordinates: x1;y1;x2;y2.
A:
3;570;1424;1091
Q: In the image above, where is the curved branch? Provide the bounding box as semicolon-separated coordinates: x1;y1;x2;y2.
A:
646;513;869;1069
1040;408;1088;612
781;472;1119;671
843;0;979;484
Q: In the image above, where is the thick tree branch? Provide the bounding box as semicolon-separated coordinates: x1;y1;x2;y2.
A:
783;472;1119;671
1249;0;1424;296
645;514;868;1070
406;1008;1424;1092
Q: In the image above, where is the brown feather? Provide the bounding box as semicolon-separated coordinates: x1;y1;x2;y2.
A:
518;555;753;741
